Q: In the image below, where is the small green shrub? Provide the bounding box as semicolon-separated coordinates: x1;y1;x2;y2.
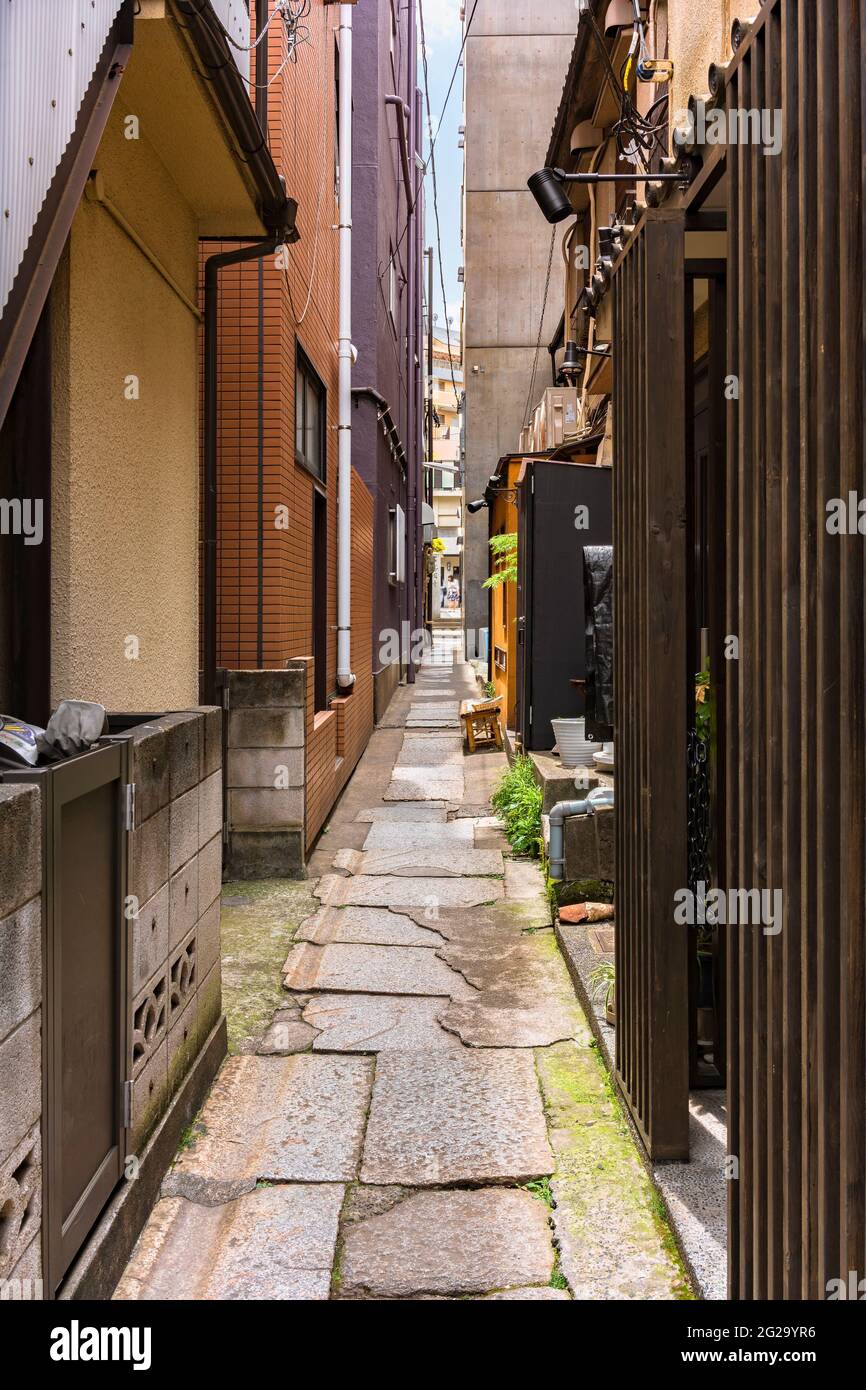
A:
491;755;543;858
482;680;496;698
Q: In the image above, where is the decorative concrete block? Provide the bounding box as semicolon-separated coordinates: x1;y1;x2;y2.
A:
131;967;169;1077
229;707;304;749
198;833;222;914
132;883;169;997
0;1122;41;1281
129;722;170;826
163;713;203;801
196;899;220;980
169;786;199;875
169;858;199;951
8;1232;41;1291
199;771;222;849
166;989;198;1084
195;961;222;1041
227;748;304;790
0;1011;41;1155
228;788;304;830
225;829;304;880
0;897;41;1043
131;1038;167;1150
0;785;40;920
133;806;169;906
168;929;197;1024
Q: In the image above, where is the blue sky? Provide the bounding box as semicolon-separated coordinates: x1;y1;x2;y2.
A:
418;0;464;341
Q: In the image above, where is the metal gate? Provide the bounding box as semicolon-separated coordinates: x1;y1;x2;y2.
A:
1;740;131;1294
611;210;690;1160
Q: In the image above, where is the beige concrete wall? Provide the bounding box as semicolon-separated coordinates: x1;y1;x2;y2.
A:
462;0;577;649
51;98;201;710
666;0;731;129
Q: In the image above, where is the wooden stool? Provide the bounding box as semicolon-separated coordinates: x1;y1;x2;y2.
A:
459;698;504;753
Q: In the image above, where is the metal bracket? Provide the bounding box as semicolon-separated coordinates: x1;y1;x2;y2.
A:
123;783;135;832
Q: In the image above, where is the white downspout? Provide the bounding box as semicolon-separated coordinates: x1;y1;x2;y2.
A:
336;2;356;689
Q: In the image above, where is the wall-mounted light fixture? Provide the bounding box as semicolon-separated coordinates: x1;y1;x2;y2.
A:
527;165;689;224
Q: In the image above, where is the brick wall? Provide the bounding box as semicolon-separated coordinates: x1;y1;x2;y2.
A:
202;1;374;856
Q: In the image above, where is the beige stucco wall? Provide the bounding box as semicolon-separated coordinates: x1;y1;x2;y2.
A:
51;92;201;709
665;0;732;128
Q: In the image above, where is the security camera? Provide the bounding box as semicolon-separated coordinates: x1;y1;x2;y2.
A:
467;498;488;514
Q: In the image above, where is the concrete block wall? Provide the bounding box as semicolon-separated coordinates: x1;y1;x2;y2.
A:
224;669;306;878
0;784;43;1290
128;709;224;1153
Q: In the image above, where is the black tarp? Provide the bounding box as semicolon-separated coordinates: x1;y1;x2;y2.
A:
583;544;614;740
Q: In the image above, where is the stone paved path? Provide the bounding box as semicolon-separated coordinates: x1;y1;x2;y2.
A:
115;631;691;1301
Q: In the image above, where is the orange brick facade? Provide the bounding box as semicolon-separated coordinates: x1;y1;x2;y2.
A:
203;2;373;850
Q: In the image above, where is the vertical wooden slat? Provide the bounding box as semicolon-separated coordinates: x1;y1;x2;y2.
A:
838;0;866;1285
612;214;689;1160
779;0;803;1300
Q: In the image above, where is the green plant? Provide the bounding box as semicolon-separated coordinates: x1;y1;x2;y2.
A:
695;657;712;743
483;532;517;590
482;679;496;698
491;754;543;857
589;960;616;1015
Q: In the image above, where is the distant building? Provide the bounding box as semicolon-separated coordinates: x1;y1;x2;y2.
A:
428;332;463;620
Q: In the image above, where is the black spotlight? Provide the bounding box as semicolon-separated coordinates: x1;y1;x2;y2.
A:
527;167;573;224
558;340;583;386
467;498;489;514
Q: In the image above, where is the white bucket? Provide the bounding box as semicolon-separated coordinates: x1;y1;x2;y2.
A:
551;717;597;769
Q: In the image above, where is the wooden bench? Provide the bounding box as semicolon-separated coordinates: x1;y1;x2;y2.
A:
459;697;504;753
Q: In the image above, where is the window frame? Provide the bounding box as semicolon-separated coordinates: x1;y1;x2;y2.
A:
295;342;326;482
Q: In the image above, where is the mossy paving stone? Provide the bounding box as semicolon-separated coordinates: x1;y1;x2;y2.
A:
296;905;444;947
535;1042;695;1300
220;877;318;1054
333;845;504;878
337;1189;555;1299
314;872;505;909
302;993;461;1052
361;819;475;850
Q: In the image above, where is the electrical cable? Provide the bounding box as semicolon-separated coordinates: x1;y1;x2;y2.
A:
522;225;556;430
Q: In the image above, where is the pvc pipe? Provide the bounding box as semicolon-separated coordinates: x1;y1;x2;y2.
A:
336;3;355;690
548;790;614;881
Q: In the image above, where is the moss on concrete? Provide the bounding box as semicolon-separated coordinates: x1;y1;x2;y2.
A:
535;1040;695;1300
551;877;615;908
220;878;318;1054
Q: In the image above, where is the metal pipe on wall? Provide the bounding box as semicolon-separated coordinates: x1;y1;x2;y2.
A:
336;2;356;689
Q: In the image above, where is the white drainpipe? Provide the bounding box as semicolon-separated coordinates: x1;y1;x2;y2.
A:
336;2;356;690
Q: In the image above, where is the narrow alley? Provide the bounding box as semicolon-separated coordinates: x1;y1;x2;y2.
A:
114;632;687;1301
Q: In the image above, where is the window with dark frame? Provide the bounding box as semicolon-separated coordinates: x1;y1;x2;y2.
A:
295;345;325;480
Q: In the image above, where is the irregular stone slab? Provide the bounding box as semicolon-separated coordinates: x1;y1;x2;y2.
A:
355;806;448;823
362;819;474;851
296;906;443;947
283;942;476;1000
479;1287;570;1301
339;1189;554;1299
404;718;457;730
171;1054;372;1183
303;994;461;1052
396;737;463;767
535;1042;690;1299
438;929;587;1048
114;1186;343;1301
360;1050;554;1185
385;769;463;800
503;858;553;926
315;873;504;910
257;1016;319;1054
334;846;504;878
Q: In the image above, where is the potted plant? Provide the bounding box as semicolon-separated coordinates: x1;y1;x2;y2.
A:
550;715;596;768
590;960;616;1026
